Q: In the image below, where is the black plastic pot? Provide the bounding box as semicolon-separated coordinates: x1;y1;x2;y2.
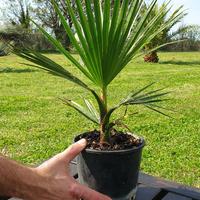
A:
75;134;145;200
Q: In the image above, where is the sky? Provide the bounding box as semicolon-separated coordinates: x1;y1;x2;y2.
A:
0;0;200;27
158;0;200;26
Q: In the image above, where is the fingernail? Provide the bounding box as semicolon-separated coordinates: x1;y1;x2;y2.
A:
77;138;87;146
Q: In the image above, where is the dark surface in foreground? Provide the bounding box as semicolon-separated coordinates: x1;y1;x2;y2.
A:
69;161;200;200
1;160;200;200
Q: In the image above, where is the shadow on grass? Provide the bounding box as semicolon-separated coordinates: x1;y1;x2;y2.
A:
160;60;200;65
0;67;37;74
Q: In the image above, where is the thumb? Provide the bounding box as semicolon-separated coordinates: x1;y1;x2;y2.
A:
59;139;87;163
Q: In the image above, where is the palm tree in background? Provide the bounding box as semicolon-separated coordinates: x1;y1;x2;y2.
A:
143;1;187;63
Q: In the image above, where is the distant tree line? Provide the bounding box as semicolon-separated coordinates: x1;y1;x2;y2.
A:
164;24;200;52
0;0;73;52
0;0;199;59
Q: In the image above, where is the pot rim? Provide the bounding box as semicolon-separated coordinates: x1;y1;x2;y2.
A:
83;138;145;154
75;132;145;154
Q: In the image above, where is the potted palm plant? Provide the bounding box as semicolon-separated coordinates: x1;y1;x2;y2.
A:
15;0;184;199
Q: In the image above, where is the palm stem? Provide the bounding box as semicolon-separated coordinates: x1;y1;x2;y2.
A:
100;87;110;143
101;87;108;112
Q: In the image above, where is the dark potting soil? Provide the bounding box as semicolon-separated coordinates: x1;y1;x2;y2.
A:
77;129;142;151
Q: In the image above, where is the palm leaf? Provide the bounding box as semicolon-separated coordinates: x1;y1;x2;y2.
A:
31;19;94;83
120;86;170;106
83;99;100;122
144;105;172;118
51;1;99;85
14;48;89;90
60;98;99;124
103;83;171;127
16;0;185;89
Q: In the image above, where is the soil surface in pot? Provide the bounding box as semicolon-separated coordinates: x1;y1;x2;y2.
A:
76;129;142;151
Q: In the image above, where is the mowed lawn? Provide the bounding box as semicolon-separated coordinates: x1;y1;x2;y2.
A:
0;52;200;188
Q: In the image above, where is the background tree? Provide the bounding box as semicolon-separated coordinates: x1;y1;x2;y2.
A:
0;0;33;50
169;24;200;51
143;1;187;63
32;0;75;49
3;0;32;30
0;0;58;52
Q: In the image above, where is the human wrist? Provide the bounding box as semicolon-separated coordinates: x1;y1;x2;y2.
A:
13;167;51;199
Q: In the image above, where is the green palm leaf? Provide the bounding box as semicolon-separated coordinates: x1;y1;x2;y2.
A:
60;98;100;124
31;20;94;83
15;0;185;90
120;84;170;108
14;48;90;90
102;83;172;129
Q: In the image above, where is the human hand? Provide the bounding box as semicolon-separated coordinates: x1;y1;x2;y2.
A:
33;139;111;200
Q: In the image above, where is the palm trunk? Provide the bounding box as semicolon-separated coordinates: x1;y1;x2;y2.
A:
144;51;159;63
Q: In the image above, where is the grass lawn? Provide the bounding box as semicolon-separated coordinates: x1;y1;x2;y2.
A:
0;52;200;188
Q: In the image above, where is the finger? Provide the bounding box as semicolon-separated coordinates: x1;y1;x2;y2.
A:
58;139;87;163
73;184;111;200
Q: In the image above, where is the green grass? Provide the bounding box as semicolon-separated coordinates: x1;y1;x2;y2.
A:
0;52;200;188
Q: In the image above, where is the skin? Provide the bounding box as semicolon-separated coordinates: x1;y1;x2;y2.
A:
0;139;111;200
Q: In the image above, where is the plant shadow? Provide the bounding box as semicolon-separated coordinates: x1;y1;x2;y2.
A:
0;67;37;74
160;60;200;66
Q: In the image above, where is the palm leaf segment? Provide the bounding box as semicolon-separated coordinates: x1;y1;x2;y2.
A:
14;49;89;90
103;83;172;130
60;98;100;124
54;0;184;88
